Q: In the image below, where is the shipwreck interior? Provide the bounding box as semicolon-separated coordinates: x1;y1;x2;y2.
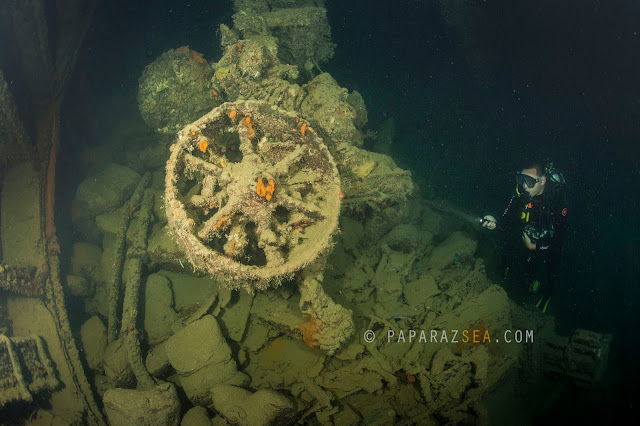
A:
0;0;626;424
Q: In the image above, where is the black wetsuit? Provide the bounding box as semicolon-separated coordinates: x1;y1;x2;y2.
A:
497;181;568;300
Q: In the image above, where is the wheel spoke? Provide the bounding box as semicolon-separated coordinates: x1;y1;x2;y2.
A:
201;175;217;197
262;244;285;266
183;152;221;175
238;130;258;158
281;228;304;249
271;145;306;177
198;202;237;241
278;194;322;218
188;190;227;210
251;209;272;233
253;212;285;266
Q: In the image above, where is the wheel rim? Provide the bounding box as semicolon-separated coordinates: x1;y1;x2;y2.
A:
165;100;341;290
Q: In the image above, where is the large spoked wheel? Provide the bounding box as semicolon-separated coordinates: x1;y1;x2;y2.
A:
165;100;341;290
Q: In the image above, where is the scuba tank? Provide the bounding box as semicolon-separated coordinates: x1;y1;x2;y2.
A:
545;162;566;184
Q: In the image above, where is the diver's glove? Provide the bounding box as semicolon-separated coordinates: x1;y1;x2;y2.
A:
481;215;497;230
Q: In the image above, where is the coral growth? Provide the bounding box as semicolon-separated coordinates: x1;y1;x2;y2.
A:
191;50;205;64
256;178;275;201
175;45;205;64
244;116;254;138
299;315;324;349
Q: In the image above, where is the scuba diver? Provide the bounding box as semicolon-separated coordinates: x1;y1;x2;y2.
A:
482;162;568;313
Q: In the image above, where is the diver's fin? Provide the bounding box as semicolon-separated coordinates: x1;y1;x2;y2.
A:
535;296;551;313
542;297;551;314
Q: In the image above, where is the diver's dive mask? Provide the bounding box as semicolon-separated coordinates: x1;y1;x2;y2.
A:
516;172;542;189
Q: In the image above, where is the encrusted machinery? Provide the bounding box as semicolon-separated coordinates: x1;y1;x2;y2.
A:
229;1;335;77
0;334;59;407
138;46;218;134
540;328;611;389
165;100;341;290
0;264;43;297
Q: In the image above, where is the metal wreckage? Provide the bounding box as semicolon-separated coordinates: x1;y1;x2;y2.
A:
0;0;610;424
